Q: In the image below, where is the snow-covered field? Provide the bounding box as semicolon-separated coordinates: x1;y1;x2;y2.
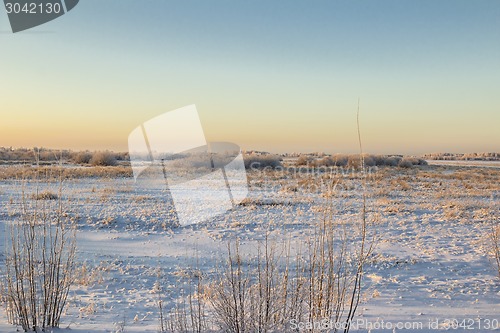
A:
0;163;499;332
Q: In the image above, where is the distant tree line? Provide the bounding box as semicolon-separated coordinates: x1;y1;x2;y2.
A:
0;147;129;166
422;152;499;161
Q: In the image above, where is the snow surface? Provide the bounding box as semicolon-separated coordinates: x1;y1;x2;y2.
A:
0;164;498;332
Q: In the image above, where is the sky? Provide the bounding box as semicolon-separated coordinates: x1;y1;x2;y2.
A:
0;0;499;154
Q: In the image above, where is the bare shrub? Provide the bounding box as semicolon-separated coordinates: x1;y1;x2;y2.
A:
3;174;76;331
489;225;500;278
90;151;117;166
163;268;207;333
202;236;306;332
163;179;373;332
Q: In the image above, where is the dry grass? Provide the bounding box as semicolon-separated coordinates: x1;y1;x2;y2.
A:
74;262;106;287
0;165;133;180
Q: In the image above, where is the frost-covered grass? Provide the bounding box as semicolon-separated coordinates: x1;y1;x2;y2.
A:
0;163;498;332
0;165;133;180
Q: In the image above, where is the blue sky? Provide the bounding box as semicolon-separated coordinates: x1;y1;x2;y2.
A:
1;0;499;153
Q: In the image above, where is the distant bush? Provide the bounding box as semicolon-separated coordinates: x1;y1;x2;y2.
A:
346;154;376;168
313;156;334;167
90;151;117;166
296;154;349;167
417;158;428;166
73;151;92;164
114;151;130;161
296;155;313;166
31;190;58;200
398;157;428;168
168;153;212;170
363;154;376;167
295;154;427;169
244;153;282;169
347;155;370;168
384;156;402;166
331;154;349;167
398;158;414;168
